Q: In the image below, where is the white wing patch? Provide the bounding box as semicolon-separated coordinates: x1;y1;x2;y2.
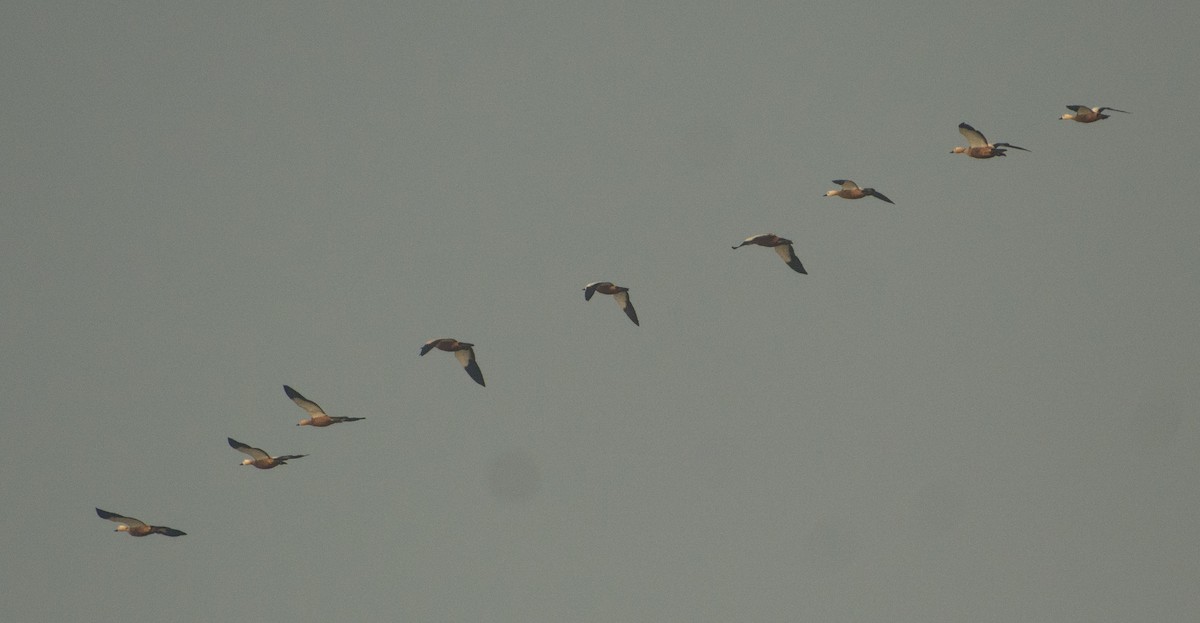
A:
959;124;987;147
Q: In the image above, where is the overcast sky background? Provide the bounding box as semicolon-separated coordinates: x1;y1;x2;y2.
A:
3;2;1198;622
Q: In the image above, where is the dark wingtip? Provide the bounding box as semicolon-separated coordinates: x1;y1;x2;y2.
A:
460;357;486;386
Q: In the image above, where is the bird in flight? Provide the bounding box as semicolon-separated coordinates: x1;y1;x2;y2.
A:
733;234;807;274
951;122;1030;159
227;437;307;469
285;385;364;427
95;508;186;537
1059;105;1130;123
420;338;486;387
824;179;894;204
583;282;640;326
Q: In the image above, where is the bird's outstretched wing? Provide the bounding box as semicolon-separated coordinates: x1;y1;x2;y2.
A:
96;508;147;529
774;244;807;274
868;189;895;204
455;347;486;387
227;438;269;461
613;290;639;326
284;385;325;416
419;339;446;356
958;123;987;147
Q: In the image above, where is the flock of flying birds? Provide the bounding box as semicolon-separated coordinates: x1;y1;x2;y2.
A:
95;104;1128;538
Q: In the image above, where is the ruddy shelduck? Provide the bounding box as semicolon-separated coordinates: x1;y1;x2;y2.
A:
420;338;485;387
285;385;364;427
732;234;807;274
95;508;186;537
227;437;307;469
583;282;639;326
952;122;1030;159
824;179;894;204
1059;105;1129;123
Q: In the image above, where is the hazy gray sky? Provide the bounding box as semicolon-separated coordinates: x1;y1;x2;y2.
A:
3;2;1198;621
